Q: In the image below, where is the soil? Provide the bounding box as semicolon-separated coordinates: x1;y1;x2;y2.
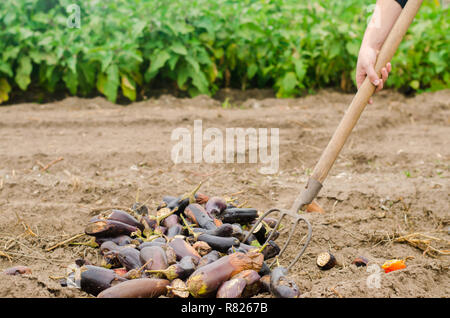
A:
0;89;448;298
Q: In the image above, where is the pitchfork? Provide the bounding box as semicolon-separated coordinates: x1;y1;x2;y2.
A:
243;0;423;272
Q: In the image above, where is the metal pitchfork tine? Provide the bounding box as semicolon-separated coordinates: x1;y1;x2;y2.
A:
244;0;423;272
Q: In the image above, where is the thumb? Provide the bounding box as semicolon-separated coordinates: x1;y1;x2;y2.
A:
366;65;381;86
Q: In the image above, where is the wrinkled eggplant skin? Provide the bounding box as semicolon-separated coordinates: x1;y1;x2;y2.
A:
80;266;126;296
216;277;247;298
166;224;184;237
261;240;281;260
197;234;240;253
117;247;142;271
138;241;165;250
220;208;258;223
2;265;32;275
85;220;138;238
100;241;122;255
231;224;245;241
168;238;200;261
198;250;220;268
259;275;271;292
95;235;132;247
233;270;262;298
157;196;178;211
178;256;197;279
97;278;169;298
193;223;233;237
205;197;227;217
162;214;179;228
185;203;217;230
167;196;190;214
108;209;144;232
140;246;168;270
269;267;300;298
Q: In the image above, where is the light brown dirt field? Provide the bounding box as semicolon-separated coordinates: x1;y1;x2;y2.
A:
0;89;448;298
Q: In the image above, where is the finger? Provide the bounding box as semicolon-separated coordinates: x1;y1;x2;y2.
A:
368;98;373;104
381;67;389;83
386;62;392;73
356;72;365;90
375;79;384;93
366;66;381;87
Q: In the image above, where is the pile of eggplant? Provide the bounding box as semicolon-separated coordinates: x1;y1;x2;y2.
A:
63;186;301;298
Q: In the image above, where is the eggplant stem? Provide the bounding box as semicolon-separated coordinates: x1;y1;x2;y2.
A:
179;214;199;240
181;181;204;204
156;207;178;225
258;242;268;253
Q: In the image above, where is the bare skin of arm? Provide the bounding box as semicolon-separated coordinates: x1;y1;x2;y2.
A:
356;0;403;103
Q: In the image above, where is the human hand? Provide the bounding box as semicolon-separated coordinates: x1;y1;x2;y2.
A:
356;45;391;104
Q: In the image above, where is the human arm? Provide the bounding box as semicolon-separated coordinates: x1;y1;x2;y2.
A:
356;0;406;102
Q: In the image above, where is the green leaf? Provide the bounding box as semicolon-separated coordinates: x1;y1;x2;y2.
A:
191;71;209;94
121;75;136;101
247;63;258;79
0;78;12;104
281;72;298;92
409;80;420;90
186;56;200;74
63;70;78;95
145;50;171;82
102;64;119;102
15;56;32;91
0;61;13;77
294;59;307;82
170;42;188;55
176;63;191;90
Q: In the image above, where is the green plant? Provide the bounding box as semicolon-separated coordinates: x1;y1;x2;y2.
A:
0;0;448;104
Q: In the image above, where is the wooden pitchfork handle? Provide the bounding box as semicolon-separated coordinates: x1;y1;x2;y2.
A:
291;0;423;213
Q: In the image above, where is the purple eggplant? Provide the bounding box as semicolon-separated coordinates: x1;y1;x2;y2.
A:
140;246;168;271
97;278;169;298
168;238;201;261
184;203;217;231
198;250;220;268
269;266;300;298
197;234;240;253
117;247;142;271
85;220;138;238
205;196;227;217
2;265;32;275
106;209;144;232
80;265;127;296
220;208;258;224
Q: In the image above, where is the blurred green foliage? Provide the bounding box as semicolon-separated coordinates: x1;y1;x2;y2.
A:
0;0;448;103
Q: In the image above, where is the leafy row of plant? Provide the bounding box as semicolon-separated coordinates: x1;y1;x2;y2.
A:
0;0;448;104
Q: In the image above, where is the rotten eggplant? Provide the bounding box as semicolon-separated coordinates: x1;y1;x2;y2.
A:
97;278;169;298
187;251;264;298
269;266;300;298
